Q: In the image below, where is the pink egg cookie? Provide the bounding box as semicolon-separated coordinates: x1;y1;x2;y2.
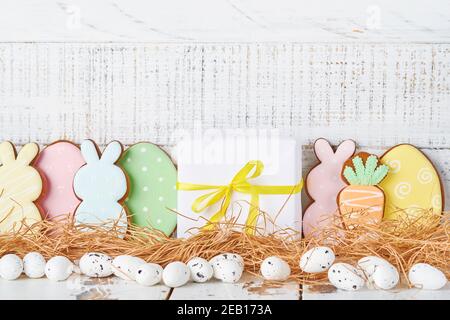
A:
35;141;85;220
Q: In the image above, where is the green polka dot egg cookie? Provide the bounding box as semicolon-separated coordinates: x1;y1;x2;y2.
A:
119;143;177;235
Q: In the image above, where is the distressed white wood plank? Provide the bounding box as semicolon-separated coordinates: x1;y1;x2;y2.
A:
0;43;448;149
303;283;450;300
0;0;449;42
170;273;300;300
0;274;171;300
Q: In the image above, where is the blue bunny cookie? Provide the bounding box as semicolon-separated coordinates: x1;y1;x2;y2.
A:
73;140;128;234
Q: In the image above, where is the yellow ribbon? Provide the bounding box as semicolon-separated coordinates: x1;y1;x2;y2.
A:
177;160;303;234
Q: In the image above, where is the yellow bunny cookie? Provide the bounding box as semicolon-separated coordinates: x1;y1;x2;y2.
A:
0;142;43;233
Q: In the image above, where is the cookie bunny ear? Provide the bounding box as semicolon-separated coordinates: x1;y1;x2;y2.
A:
81;140;100;163
0;141;16;165
101;141;122;164
335;140;356;161
314;138;334;161
16;143;39;165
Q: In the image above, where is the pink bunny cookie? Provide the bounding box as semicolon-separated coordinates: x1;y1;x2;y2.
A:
303;138;356;237
0;141;43;233
35;141;85;221
73;140;129;234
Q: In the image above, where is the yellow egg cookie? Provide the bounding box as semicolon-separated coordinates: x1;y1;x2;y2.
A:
379;144;444;222
0;141;43;233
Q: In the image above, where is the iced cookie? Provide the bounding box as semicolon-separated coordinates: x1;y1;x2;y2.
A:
119;142;177;236
0;142;42;233
35;141;85;221
73;140;128;233
379;144;443;222
303;139;356;237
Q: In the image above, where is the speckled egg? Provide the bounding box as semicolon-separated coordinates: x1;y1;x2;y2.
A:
408;263;447;290
213;259;243;283
358;256;399;290
260;256;291;281
23;252;46;278
299;247;335;273
162;262;190;287
328;263;365;291
209;253;244;269
0;254;23;280
187;257;214;283
45;256;74;281
135;263;163;286
79;252;113;278
112;255;146;280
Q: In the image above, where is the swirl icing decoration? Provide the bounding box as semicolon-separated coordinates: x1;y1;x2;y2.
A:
394;182;412;199
379;144;444;224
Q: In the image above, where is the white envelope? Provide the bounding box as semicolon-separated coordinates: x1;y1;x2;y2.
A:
176;134;302;238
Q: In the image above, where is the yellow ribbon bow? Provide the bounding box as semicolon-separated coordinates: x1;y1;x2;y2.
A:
177;160;303;234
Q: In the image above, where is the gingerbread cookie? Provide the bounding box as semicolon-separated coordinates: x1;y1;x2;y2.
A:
0;141;42;233
119;142;177;236
73;140;128;233
379;144;444;222
35;141;85;221
303;139;356;237
338;152;389;228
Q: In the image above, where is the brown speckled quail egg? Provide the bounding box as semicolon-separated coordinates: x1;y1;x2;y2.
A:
163;262;190;287
213;259;243;283
23;252;46;279
0;254;23;280
187;257;213;283
79;252;113;278
209;253;244;269
112;255;146;281
45;256;74;281
260;256;291;281
408;263;447;290
299;247;335;273
328;263;365;291
358;256;399;290
135;263;163;286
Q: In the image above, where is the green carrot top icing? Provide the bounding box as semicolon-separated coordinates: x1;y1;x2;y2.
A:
343;154;389;186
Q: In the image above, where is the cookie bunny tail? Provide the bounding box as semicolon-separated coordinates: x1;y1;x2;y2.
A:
16;143;39;166
0;141;16;165
81;140;100;163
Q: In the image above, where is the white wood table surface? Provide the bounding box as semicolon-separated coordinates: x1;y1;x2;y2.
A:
0;273;448;300
0;0;448;300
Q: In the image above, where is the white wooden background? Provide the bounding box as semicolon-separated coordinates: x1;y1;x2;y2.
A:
0;0;449;300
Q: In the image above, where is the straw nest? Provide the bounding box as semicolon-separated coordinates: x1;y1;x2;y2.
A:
0;209;448;287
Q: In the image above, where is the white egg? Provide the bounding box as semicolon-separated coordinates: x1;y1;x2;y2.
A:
23;252;46;279
79;252;113;278
408;263;447;290
45;256;74;281
135;263;163;286
213;259;243;283
187;257;213;283
357;256;399;290
162;262;190;287
299;246;335;273
209;253;244;269
112;255;146;280
328;263;365;291
0;254;23;280
260;256;291;281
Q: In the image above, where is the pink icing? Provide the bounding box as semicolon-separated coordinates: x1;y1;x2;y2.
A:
35;141;85;220
303;139;356;237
